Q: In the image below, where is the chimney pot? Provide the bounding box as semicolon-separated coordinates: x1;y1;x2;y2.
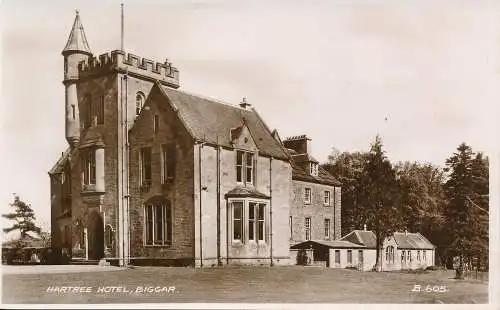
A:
363;224;367;231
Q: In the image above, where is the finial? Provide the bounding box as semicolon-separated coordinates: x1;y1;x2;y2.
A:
239;97;251;109
76;9;79;15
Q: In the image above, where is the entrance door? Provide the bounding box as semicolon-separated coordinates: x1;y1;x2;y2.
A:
358;250;364;270
87;211;104;260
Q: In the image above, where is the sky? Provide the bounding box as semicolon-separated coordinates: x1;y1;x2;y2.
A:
1;0;499;236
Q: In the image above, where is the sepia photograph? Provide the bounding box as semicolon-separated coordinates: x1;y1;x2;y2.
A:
1;0;498;308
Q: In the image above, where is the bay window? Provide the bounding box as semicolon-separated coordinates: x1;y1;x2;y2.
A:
230;200;267;244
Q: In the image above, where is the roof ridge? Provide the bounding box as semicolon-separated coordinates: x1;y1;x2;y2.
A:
163;86;249;111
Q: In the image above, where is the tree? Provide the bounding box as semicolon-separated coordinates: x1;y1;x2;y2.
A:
359;136;403;271
443;143;488;276
395;161;447;264
323;150;369;234
2;194;41;239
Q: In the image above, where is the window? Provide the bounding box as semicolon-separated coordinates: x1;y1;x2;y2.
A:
246;153;254;183
324;191;331;206
386;246;395;264
105;225;113;249
71;104;76;120
248;203;256;241
304;188;311;204
310;162;318;176
257;203;265;241
347;250;352;264
232;202;243;241
97;95;104;124
417;250;421;261
324;219;330;239
401;250;405;263
236;151;254;184
423;250;427;261
136;92;145;116
154;114;159;133
408;251;412;262
83;94;92;128
161;143;176;183
305;217;311;241
335;250;340;264
248;202;265;241
81;149;96;185
139;147;152;187
144;201;172;246
231;200;267;243
289;216;293;240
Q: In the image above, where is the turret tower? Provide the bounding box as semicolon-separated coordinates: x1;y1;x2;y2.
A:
62;10;92;148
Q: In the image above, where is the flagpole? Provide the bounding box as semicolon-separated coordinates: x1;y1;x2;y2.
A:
121;3;124;52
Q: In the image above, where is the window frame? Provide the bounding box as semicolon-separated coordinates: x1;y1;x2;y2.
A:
235;150;255;185
97;95;104;125
305;217;311;241
153;114;159;133
323;191;331;206
304;188;312;205
229;198;268;245
81;149;96;186
143;201;173;247
136;92;145;116
324;218;331;239
347;249;353;264
334;249;340;264
139;147;152;187
161;143;176;183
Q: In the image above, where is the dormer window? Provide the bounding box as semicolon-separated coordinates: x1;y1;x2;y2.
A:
136;92;145;116
310;162;319;176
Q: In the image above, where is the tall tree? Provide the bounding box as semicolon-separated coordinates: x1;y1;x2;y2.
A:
395;161;447;265
323;150;369;234
443;143;488;274
359;136;402;271
2;194;41;239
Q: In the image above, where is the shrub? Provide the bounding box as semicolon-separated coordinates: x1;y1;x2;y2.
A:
296;249;309;266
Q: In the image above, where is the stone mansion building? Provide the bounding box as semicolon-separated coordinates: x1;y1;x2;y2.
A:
48;11;341;267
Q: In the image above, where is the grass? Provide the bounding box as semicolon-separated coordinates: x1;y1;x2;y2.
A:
2;266;489;304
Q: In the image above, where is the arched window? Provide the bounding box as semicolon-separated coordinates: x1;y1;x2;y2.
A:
105;225;114;249
136;92;145;116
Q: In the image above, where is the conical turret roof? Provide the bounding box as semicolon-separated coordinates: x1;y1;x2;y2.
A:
62;10;92;56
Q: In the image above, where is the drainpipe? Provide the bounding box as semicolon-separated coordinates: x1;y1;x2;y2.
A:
269;156;274;266
198;142;204;267
226;197;229;265
124;71;130;266
216;145;222;267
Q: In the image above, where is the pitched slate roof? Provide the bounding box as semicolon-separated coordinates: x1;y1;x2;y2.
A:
341;230;436;250
341;230;377;248
291;164;341;186
160;85;289;161
291;240;366;250
48;148;71;175
393;232;435;249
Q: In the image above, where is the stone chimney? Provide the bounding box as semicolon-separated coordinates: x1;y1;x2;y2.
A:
283;135;312;155
405;229;408;236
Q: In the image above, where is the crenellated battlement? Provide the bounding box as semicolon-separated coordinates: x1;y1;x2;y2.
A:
77;50;180;88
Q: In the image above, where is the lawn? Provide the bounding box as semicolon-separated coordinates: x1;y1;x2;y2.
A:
2;266;489;304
